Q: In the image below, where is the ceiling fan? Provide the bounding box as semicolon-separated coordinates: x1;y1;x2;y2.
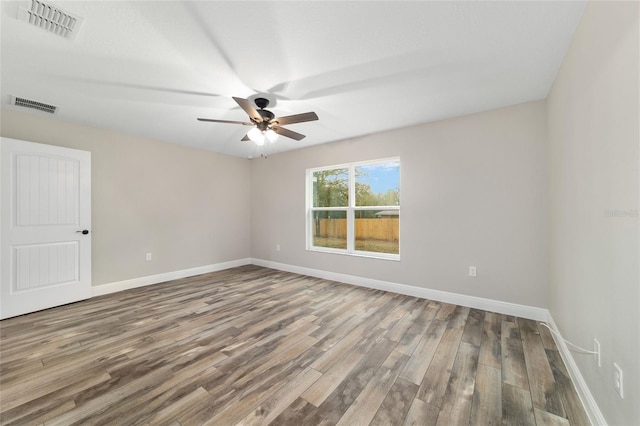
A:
198;97;318;145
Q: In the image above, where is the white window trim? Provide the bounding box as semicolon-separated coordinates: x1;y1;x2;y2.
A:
306;157;400;261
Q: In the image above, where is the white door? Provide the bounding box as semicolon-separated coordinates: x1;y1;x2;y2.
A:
1;137;91;319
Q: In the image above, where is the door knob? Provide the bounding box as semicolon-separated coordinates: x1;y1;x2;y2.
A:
76;230;90;235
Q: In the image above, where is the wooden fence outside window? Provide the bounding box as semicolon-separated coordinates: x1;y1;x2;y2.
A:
314;218;399;241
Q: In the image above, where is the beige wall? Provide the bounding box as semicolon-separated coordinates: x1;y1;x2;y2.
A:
251;100;549;308
547;1;639;425
1;109;251;286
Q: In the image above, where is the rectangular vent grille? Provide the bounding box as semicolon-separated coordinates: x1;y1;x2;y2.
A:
18;0;82;39
12;96;58;114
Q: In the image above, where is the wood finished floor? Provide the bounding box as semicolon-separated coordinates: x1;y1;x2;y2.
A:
0;265;590;426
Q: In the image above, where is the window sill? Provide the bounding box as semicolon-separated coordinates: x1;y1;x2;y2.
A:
306;246;400;261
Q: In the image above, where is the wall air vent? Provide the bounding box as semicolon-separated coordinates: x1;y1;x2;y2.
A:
17;0;83;40
11;96;58;114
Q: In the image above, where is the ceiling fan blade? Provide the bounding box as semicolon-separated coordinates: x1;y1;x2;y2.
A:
233;97;263;123
273;126;306;141
271;112;319;126
241;134;250;141
197;118;254;126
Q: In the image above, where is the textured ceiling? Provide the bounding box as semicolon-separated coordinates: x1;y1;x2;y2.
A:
1;1;586;158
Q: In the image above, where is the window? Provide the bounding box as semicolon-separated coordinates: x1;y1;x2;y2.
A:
307;158;400;259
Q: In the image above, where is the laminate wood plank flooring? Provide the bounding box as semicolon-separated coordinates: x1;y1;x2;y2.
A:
0;265;590;425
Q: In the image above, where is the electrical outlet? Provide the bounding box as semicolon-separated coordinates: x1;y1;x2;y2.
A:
146;252;152;261
469;266;477;277
276;244;281;251
613;362;624;398
593;339;601;367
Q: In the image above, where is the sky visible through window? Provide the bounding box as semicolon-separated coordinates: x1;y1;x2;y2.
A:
356;162;400;196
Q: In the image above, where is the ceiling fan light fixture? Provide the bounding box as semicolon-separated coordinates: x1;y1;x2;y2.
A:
248;127;265;145
265;129;279;143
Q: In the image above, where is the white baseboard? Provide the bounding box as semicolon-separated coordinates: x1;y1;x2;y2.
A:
250;258;548;321
94;257;548;321
91;258;252;297
546;314;606;426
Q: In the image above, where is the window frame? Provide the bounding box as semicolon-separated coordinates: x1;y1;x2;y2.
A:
306;157;400;261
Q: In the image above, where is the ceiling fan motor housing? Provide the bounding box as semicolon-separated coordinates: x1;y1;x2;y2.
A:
257;109;275;121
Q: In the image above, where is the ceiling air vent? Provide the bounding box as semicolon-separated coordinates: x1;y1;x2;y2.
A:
17;0;83;39
11;96;58;114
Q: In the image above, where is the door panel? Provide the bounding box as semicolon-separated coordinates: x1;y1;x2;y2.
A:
15;242;79;290
16;154;79;226
1;137;91;319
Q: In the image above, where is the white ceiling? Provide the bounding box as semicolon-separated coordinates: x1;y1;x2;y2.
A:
1;1;586;158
